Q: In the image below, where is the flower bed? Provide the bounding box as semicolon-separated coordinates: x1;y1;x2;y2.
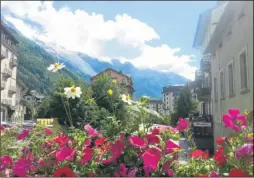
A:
0;109;253;177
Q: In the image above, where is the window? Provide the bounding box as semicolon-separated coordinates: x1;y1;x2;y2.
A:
214;77;218;102
220;71;225;99
228;61;234;96
239;50;248;90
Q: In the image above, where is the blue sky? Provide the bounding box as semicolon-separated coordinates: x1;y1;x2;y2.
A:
1;1;216;80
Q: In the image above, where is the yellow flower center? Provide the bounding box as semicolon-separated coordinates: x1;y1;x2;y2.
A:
54;63;60;69
71;87;76;93
126;95;131;101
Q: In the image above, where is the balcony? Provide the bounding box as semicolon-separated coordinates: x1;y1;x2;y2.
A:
1;81;6;90
195;70;204;81
10;57;18;67
2;67;12;77
200;54;211;73
8;84;16;94
1;98;12;106
1;49;7;60
197;87;211;101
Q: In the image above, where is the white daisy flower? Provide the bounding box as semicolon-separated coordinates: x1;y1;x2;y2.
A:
120;94;132;105
47;62;65;72
64;86;82;99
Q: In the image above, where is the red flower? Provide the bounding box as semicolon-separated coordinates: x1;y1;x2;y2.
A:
228;168;249;177
222;108;247;132
17;129;30;140
151;128;160;135
214;147;227;167
167;169;174;177
189;149;209;159
81;147;93;165
53;133;70;148
165;140;181;154
142;151;161;170
176;118;189;131
102;140;124;164
95;137;106;146
119;163;128;176
216;137;225;146
0;125;5;131
53;166;76;177
147;147;162;157
84;124;100;137
146;134;160;144
44;128;53;136
129;136;146;149
12;157;32;177
0;156;12;172
84;139;92;147
56;146;75;161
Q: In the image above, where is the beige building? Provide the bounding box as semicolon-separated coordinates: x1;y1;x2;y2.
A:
162;85;183;114
1;21;19;122
147;99;164;114
193;1;253;149
91;68;135;96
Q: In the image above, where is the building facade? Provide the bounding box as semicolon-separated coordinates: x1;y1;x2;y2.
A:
12;82;26;124
1;21;19;122
193;1;253;149
147;99;164;114
162;85;184;114
91;68;135;96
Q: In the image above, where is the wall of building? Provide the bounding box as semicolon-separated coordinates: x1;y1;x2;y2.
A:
211;1;253;146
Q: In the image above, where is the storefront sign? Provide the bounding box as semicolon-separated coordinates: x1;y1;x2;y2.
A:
193;122;212;127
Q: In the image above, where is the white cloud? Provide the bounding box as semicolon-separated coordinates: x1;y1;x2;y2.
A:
1;1;196;80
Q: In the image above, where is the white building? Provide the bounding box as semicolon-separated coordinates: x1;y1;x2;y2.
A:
193;1;253;149
1;21;19;122
147;99;164;114
162;85;184;114
12;82;26;124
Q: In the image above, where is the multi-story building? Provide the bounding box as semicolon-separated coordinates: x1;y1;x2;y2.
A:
147;99;164;114
1;21;19;122
12;82;26;124
193;1;253;150
91;68;135;96
162;85;184;114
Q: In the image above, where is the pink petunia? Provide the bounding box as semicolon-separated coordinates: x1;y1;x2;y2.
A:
129;136;146;149
56;146;75;161
81;147;93;165
127;167;138;177
143;165;154;177
176;118;189;131
210;172;219;177
0;156;12;172
53;133;70;148
151;128;160;135
146;134;160;145
102;140;124;164
142;151;161;170
119;163;128;177
236;144;254;159
167;169;174;177
147;147;162;157
222;108;247;132
17;129;30;140
95;137;106;146
12;158;32;177
44;128;53;136
84;124;100;137
84;139;92;147
165;140;181;154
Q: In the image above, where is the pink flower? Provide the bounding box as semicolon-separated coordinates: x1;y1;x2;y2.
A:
95;137;106;146
176;118;189;131
102;140;125;164
210;172;219;177
222;108;247;132
147;147;162;157
119;163;128;177
127;168;138;177
142;151;161;170
44;128;53;135
84;124;100;137
81;147;93;165
129;136;146;149
236;144;254;159
54;133;70;148
165;140;181;154
167;169;174;177
0;156;12;172
56;146;75;161
17;129;30;140
84;139;92;147
143;165;154;177
146;134;160;145
12;158;32;177
0;125;5;131
151;128;160;135
163;160;173;172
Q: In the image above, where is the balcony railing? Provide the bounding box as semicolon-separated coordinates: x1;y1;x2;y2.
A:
10;58;18;67
197;87;211;101
1;98;12;106
1;81;6;90
195;70;204;81
2;67;12;77
200;53;212;73
8;84;16;94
